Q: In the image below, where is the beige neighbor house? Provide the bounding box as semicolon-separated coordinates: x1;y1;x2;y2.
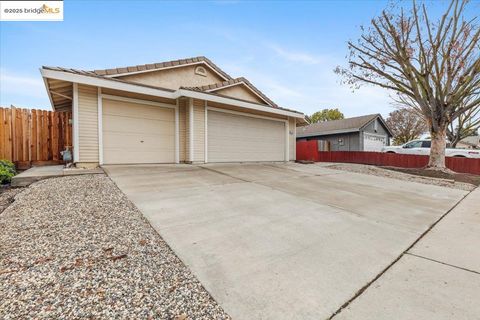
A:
40;57;306;167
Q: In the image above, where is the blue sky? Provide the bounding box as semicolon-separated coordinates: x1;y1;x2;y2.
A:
1;0;474;117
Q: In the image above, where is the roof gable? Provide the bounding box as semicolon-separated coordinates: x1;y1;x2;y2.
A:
92;56;232;80
182;77;277;107
213;84;265;104
115;63;227;91
359;115;393;136
297;114;392;137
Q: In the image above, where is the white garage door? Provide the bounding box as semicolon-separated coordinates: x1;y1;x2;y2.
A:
208;110;286;162
363;132;387;152
103;98;175;164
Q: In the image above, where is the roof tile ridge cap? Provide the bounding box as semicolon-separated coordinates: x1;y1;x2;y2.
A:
200;56;233;80
235;76;278;107
89;55;207;75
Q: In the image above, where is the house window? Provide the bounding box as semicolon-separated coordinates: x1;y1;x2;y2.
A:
195;66;207;77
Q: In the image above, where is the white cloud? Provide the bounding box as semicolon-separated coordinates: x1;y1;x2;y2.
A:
268;44;324;65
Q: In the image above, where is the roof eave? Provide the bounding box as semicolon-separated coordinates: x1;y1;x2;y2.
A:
297;128;360;138
41;68;177;100
177;88;304;119
40;68;56;110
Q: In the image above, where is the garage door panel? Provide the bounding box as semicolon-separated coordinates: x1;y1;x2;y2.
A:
208;110;285;162
103;114;174;135
103;100;174;120
208;135;283;143
103;133;174;149
103;98;175;164
103;149;173;164
364;133;387;152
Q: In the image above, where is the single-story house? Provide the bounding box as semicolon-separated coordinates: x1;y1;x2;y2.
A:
40;56;306;167
296;114;393;152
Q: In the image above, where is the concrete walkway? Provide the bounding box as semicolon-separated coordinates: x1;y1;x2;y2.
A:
104;163;467;320
12;165;103;187
333;187;480;319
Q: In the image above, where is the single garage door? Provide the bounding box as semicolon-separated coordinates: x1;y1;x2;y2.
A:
208;110;286;162
103;98;175;164
363;132;387;152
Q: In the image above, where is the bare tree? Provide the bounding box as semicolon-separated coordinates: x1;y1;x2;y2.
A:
335;0;480;171
386;107;427;145
447;97;480;146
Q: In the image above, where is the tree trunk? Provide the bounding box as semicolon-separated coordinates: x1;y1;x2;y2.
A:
427;126;447;170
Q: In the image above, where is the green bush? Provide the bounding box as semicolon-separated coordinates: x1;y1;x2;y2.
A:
0;160;16;184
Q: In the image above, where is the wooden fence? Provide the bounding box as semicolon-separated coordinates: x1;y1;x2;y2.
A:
0;106;72;169
296;140;480;175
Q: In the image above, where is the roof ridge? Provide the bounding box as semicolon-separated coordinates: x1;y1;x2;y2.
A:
297;113;386;138
89;56;232;80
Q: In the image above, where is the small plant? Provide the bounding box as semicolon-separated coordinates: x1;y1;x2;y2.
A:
0;160;16;184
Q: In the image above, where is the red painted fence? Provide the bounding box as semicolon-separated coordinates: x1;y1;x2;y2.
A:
296;140;480;175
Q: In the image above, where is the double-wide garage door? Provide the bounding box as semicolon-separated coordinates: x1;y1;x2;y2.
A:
102;99;287;164
102;99;175;164
207;110;286;162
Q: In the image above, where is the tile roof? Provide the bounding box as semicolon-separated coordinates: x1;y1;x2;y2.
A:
182;77;278;108
42;66;176;92
297;114;384;137
90;56;233;80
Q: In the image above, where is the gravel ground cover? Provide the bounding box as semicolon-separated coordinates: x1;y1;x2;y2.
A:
325;163;476;191
0;174;230;320
0;187;24;214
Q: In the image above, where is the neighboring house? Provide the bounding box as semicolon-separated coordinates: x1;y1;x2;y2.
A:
296;114;393;152
40;56;306;167
456;135;480;149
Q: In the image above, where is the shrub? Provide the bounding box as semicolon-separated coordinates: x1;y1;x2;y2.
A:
0;160;16;184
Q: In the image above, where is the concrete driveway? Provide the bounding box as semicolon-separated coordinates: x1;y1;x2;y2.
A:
104;163;467;320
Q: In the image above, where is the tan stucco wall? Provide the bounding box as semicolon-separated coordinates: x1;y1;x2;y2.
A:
214;84;266;104
77;84;99;163
118;64;225;90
